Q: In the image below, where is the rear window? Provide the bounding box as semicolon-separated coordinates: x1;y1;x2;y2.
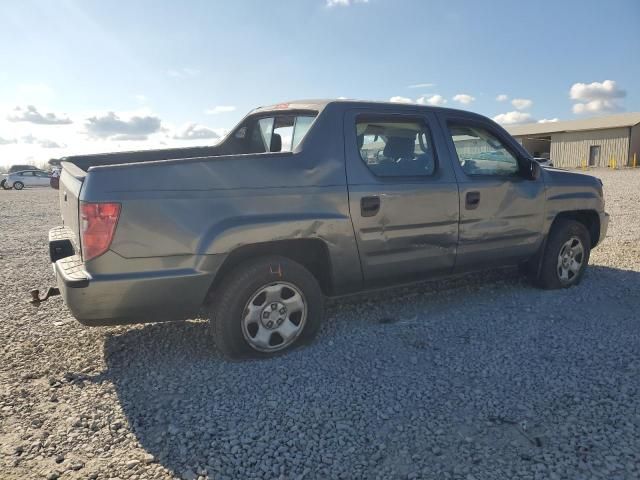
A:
227;113;317;155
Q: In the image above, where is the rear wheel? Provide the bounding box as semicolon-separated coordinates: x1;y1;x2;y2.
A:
13;181;24;190
536;219;590;289
208;256;324;359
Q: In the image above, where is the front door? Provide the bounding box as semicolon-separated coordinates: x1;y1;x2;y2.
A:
589;145;601;167
344;109;460;285
439;115;546;271
34;171;51;186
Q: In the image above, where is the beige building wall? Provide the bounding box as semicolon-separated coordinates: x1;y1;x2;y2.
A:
629;124;640;166
550;128;630;168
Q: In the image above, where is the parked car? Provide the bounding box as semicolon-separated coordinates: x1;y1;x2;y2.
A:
534;157;554;168
8;164;36;173
4;169;51;190
48;99;608;358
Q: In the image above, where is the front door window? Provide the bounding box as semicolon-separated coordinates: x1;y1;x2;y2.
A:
448;124;520;176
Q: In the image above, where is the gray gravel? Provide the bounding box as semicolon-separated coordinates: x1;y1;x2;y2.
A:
1;169;639;480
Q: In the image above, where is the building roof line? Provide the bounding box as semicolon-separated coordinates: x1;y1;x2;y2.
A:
505;112;640;136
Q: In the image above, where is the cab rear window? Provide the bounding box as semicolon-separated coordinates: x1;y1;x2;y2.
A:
229;113;317;154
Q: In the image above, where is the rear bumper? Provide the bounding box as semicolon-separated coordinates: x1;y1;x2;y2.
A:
50;227;217;326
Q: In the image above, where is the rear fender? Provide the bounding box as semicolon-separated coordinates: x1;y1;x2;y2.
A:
198;213;363;295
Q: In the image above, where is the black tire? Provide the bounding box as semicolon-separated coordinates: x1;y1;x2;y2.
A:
13;181;24;190
208;256;324;359
536;219;591;289
0;179;6;190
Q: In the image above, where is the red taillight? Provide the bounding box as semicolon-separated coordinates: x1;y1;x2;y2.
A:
80;202;121;261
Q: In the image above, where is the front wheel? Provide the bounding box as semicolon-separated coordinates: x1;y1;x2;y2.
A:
208;256;324;359
13;181;24;190
536;219;591;289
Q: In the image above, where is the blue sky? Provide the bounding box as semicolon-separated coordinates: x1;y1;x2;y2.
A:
0;0;639;166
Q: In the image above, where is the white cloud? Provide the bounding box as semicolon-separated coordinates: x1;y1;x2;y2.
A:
538;118;559;124
326;0;369;6
7;105;72;125
493;111;534;125
85;111;162;140
511;98;533;110
496;94;508;102
389;96;413;104
110;134;150;141
570;80;626;114
408;83;435;89
452;94;475;105
21;134;64;148
417;94;447;106
0;105;229;167
167;67;200;78
173;123;220;140
572;99;622;115
205;105;237;115
570;80;625;101
134;94;148;103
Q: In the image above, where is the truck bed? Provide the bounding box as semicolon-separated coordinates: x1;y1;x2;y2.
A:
61;145;226;172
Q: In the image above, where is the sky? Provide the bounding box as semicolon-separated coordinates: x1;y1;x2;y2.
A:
0;0;639;168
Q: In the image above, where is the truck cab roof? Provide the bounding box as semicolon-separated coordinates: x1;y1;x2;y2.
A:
253;98;486;119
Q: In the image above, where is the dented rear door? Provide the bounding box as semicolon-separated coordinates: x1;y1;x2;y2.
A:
344;107;460;286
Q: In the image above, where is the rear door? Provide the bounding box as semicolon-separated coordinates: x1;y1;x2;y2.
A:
438;114;545;271
344;108;459;286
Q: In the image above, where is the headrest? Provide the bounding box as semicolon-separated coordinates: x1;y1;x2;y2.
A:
383;136;415;160
270;133;282;152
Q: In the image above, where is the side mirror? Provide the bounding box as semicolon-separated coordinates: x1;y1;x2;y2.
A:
525;158;541;180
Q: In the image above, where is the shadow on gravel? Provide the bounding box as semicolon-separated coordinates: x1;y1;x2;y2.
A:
95;265;640;479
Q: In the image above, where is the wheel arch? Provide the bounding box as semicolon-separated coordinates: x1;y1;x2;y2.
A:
551;210;600;247
206;239;334;301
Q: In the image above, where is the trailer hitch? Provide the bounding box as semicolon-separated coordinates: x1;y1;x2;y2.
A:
30;287;60;304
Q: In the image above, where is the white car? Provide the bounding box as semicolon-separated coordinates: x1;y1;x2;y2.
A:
4;170;51;190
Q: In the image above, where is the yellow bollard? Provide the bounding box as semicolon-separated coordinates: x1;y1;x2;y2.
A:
634;153;637;168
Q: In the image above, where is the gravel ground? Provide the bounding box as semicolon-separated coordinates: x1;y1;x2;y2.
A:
1;169;639;480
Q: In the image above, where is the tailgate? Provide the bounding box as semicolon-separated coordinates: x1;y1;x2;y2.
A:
58;161;86;250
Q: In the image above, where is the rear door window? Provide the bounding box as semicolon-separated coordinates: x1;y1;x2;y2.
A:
356;117;437;177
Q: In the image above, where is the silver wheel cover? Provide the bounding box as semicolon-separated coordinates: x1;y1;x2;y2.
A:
241;282;307;352
557;236;585;284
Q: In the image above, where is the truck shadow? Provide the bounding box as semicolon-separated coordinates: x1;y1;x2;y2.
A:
97;265;640;479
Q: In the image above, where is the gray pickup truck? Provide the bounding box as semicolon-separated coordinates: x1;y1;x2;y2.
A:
49;100;608;358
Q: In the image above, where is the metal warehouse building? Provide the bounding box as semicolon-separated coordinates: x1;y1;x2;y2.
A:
505;112;640;168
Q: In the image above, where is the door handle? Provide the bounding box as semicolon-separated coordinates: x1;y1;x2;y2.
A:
361;196;380;217
465;191;480;210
